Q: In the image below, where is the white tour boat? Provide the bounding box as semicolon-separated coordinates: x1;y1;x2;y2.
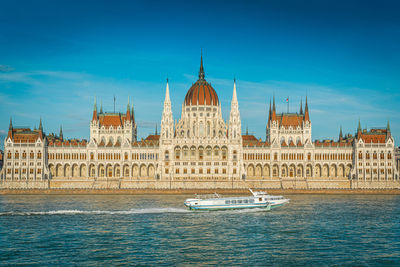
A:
184;189;289;211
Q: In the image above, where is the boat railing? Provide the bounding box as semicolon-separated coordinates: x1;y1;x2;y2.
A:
195;192;222;199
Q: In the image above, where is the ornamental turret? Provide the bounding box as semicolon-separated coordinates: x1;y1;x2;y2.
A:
160;79;174;141
228;80;242;141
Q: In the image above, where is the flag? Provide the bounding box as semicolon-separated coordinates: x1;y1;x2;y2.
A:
286;97;289;103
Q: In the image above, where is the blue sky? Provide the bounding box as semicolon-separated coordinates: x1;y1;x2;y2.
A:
0;0;399;147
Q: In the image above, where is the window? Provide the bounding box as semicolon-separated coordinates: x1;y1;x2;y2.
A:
249;199;254;203
238;200;242;204
231;200;236;204
243;199;248;204
225;200;231;204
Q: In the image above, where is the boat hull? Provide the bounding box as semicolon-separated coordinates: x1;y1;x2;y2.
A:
186;203;272;211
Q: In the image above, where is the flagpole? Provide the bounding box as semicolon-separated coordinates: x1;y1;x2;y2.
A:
287;96;289;113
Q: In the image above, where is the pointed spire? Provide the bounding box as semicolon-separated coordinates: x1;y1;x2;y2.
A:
59;125;63;141
164;78;171;103
92;96;98;121
232;79;238;103
268;99;272;122
272;94;276;112
155;124;158;135
246;125;248;135
304;96;310;121
271;95;277;121
131;103;135;123
387;120;391;139
39;117;43;131
300;98;303;115
125;96;131;121
339;126;343;141
7;117;13;139
100;101;103;113
199;50;205;80
357;119;362;139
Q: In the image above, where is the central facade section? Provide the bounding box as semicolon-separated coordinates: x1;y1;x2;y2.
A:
159;55;243;181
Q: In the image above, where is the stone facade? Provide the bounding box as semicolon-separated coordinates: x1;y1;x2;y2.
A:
1;57;399;190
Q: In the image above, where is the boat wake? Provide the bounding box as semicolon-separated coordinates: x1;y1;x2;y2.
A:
0;207;190;216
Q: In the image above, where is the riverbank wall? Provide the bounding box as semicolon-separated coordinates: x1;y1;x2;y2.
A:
1;177;400;194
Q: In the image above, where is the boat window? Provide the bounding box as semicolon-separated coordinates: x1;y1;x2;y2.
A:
243;199;248;204
231;200;236;204
259;198;262;201
225;200;230;204
238;200;242;204
249;199;254;203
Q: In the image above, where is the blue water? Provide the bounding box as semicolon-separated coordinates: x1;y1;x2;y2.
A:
0;194;399;266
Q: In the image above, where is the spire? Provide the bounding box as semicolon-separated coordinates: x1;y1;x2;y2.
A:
272;94;276;112
339;126;343;141
271;95;277;121
92;96;98;121
300;98;303;115
199;50;205;80
9;117;12;130
39;117;43;131
155;124;158;135
357;119;362;139
161;78;173;140
232;79;238;103
126;97;131;121
304;96;310;121
268;99;272;122
100;101;103;113
59;125;63;141
165;78;171;103
246;125;248;135
131;104;135;123
387;120;391;139
7;117;13;139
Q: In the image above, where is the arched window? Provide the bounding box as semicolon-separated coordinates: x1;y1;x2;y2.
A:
199;122;204;137
165;150;169;160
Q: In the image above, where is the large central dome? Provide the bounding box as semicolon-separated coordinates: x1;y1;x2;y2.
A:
184;56;219;106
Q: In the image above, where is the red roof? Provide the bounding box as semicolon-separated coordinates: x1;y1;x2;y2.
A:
361;134;386;143
276;113;303;128
184;80;219;106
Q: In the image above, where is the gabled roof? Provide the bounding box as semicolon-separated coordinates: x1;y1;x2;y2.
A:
358;128;387;144
98;113;129;128
276;113;303;128
10;128;43;143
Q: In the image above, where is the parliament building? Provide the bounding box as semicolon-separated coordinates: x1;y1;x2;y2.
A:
1;57;399;190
